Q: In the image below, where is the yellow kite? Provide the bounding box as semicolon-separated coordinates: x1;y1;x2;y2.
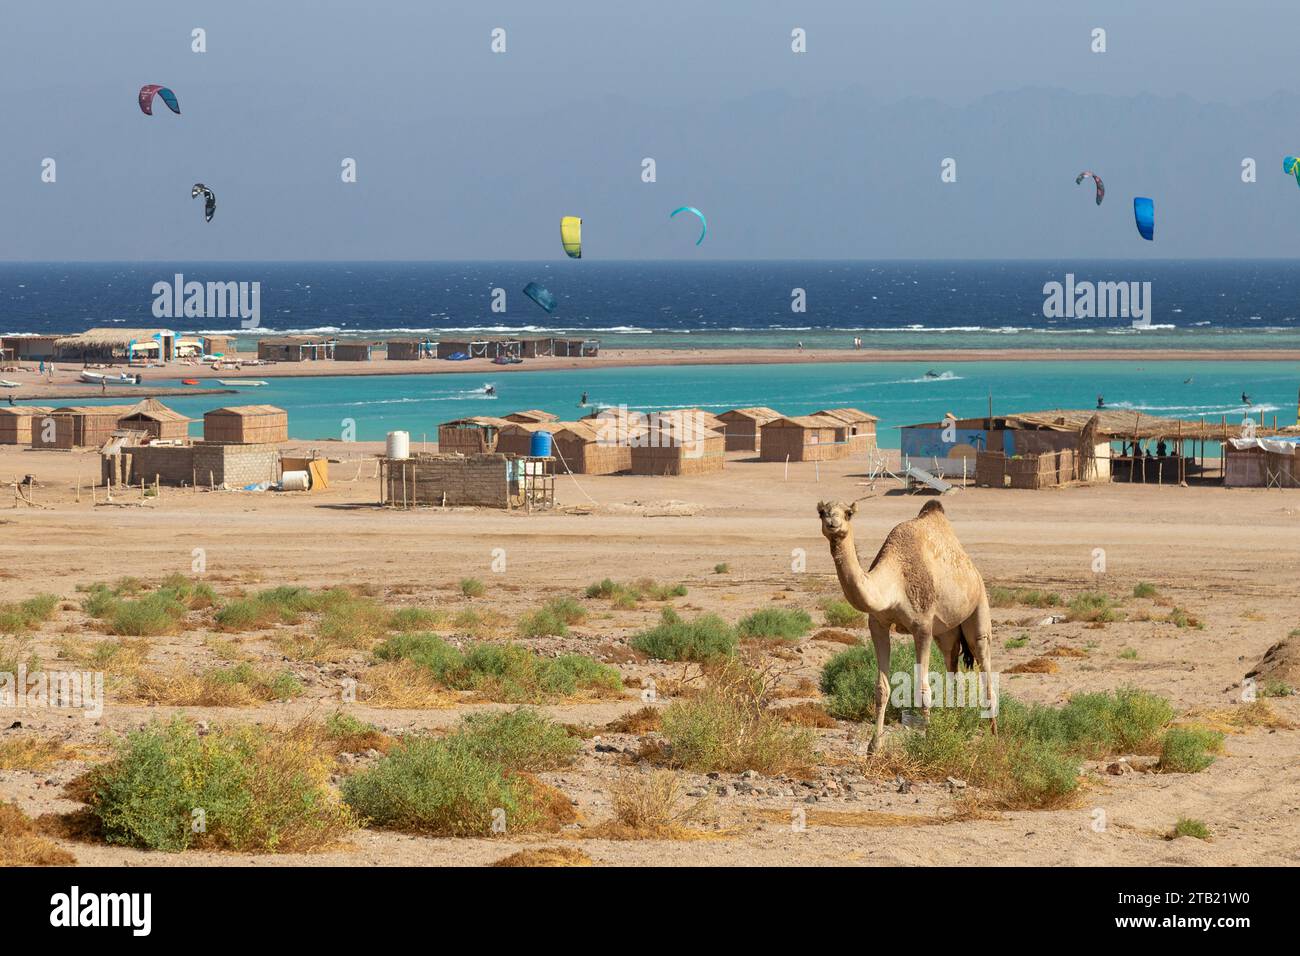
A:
560;216;582;258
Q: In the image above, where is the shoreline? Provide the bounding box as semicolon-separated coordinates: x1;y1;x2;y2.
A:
3;346;1298;400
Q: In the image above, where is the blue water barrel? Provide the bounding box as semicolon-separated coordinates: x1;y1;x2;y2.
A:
530;430;553;458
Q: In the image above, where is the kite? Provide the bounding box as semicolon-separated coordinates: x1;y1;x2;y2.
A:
669;206;707;245
1075;171;1104;205
1284;156;1300;188
523;281;557;314
191;183;216;223
561;216;582;258
1133;197;1154;241
138;85;180;116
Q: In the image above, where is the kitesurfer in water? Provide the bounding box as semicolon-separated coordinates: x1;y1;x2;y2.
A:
1097;395;1105;409
580;391;588;406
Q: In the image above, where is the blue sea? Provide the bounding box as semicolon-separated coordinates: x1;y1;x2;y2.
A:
4;260;1300;352
19;360;1295;446
5;261;1296;443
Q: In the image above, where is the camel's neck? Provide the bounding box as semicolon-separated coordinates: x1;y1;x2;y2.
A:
830;533;890;614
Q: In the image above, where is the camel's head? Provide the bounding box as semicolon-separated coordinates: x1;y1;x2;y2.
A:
817;500;856;542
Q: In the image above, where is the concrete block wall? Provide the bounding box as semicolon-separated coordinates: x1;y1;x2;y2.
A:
195;442;279;487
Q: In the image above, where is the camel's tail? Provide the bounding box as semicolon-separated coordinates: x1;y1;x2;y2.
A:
958;631;975;669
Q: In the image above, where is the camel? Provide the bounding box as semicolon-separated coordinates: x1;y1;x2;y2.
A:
817;498;996;752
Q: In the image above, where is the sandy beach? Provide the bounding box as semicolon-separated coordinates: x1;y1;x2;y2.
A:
4;345;1299;402
2;442;1296;867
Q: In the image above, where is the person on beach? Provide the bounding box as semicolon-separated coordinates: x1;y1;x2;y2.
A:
797;341;804;351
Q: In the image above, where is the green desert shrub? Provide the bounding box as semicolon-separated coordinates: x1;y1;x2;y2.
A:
660;664;813;774
387;607;443;632
517;596;587;638
88;717;356;852
459;578;486;598
821;599;865;629
451;709;579;771
1132;582;1159;599
1067;591;1123;623
630;608;736;662
988;587;1063;609
1173;817;1211;840
214;586;332;631
341;717;572;837
819;641;943;721
372;633;620;703
0;594;59;633
1159;726;1224;773
737;607;813;641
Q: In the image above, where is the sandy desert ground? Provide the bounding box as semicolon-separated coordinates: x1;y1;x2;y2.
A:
1;441;1297;866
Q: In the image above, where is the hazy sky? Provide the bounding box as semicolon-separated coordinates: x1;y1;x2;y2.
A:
3;0;1299;259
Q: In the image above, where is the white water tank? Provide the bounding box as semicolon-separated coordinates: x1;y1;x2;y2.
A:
386;430;410;459
280;469;310;492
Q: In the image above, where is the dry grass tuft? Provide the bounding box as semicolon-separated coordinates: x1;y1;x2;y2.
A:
752;806;944;828
1181;700;1293;734
361;660;459;709
0;736;78;771
811;628;860;645
1006;657;1060;674
775;701;838;728
1046;646;1089;658
586;770;718;840
0;802;76;865
602;706;663;735
491;846;593;867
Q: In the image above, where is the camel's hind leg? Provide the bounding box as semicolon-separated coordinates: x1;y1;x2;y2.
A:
936;629;961;674
867;618;891;754
961;596;998;735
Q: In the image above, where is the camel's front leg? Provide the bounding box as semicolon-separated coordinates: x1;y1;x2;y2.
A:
867;618;891;754
912;625;934;725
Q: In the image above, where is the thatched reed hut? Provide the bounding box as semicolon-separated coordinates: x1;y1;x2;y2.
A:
814;408;878;454
552;422;633;475
117;399;191;442
0;406;53;444
202;335;233;357
334;342;375;362
55;328;176;363
518;338;554;358
257;336;334;362
386;338;435;360
759;414;851;462
438;416;510;454
504;409;560;424
203;405;289;444
553;338;599;357
629;421;724;476
31;405;135;450
718;407;782;452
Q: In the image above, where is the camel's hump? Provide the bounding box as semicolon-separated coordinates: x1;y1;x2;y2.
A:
917;500;945;518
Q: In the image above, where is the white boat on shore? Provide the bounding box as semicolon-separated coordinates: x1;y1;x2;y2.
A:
217;379;268;386
0;380;21;388
79;371;138;385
